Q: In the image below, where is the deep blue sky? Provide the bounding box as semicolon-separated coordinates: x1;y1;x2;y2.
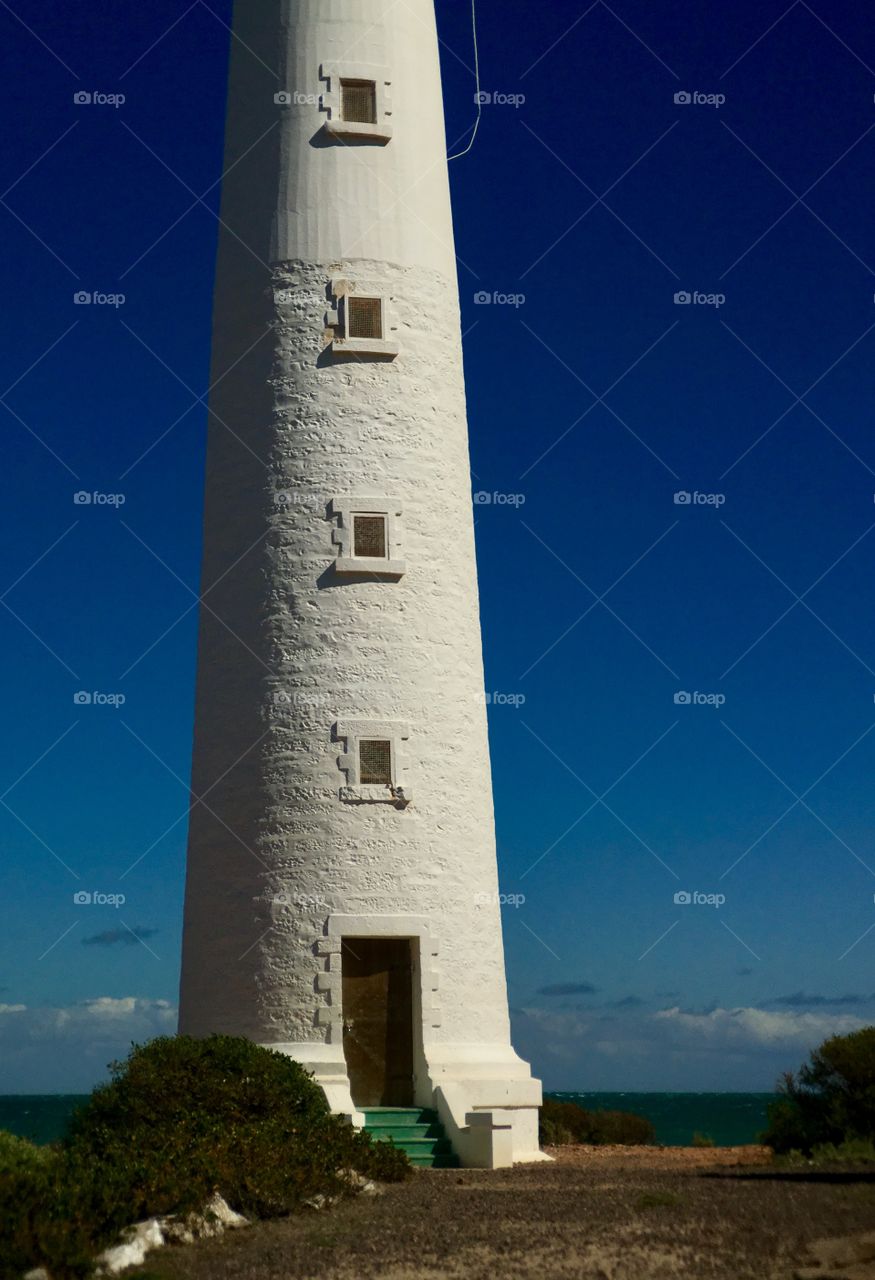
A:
1;0;874;1093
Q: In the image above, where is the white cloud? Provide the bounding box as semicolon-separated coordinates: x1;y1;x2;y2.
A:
510;1003;874;1091
0;997;177;1093
653;1005;868;1049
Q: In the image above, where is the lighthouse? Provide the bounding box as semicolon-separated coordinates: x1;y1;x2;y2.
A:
178;0;543;1167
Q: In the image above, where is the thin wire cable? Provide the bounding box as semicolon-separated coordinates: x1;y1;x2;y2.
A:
447;0;481;161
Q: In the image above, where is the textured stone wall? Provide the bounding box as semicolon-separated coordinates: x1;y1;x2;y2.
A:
179;256;513;1051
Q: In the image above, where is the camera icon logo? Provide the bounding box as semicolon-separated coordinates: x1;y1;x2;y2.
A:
673;890;692;904
73;490;92;505
73;291;92;305
73;91;92;105
73;691;93;705
674;691;692;705
73;890;92;905
674;91;691;105
274;91;292;105
474;290;492;305
673;491;691;505
473;491;492;505
674;291;692;305
275;492;292;506
475;91;492;105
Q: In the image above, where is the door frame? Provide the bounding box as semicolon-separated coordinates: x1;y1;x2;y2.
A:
321;914;438;1104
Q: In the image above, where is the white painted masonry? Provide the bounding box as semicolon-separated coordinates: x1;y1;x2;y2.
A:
178;0;544;1166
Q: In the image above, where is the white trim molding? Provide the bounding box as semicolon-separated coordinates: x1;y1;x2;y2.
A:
329;495;405;577
327;277;399;358
319;61;393;142
334;718;413;806
317;913;440;1044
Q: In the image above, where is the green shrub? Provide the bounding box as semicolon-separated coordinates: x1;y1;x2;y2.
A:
0;1035;409;1280
0;1129;53;1174
587;1109;655;1145
539;1097;654;1146
762;1026;875;1155
810;1138;875;1164
774;1138;875;1168
692;1131;716;1148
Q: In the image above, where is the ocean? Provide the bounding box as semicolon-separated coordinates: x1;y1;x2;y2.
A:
2;1092;776;1148
548;1092;776;1147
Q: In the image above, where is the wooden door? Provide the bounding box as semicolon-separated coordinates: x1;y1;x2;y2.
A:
341;937;414;1106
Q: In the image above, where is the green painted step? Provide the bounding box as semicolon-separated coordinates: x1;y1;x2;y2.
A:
361;1106;459;1169
361;1107;437;1126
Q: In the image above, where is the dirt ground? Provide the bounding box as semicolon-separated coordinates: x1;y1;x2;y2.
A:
127;1146;875;1280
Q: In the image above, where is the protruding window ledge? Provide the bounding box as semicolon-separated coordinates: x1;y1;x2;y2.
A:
331;335;399;358
321;119;393;144
334;557;406;577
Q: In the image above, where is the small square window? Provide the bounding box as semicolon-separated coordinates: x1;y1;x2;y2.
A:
359;739;392;785
353;514;387;559
347;296;383;341
341;79;377;124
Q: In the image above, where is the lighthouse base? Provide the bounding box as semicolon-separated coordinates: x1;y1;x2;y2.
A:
266;1039;546;1169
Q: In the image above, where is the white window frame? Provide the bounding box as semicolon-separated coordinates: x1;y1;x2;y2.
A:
327;278;399;358
334;719;412;806
329;496;405;577
319;62;393;142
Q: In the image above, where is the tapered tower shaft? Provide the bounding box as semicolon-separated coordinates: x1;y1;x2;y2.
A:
179;0;542;1166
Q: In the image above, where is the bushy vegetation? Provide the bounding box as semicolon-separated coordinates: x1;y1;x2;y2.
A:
775;1138;875;1167
762;1027;875;1155
0;1035;409;1280
540;1096;655;1146
691;1132;716;1148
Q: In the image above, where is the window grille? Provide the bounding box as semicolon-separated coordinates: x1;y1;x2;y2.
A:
347;296;383;340
341;79;377;124
353;514;387;559
359;739;392;785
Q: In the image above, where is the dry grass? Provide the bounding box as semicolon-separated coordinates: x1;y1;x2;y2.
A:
127;1146;875;1280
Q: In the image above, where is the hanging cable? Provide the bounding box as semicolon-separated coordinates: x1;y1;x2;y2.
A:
447;0;481;161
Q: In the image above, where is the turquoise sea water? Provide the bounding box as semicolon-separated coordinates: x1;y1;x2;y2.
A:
0;1095;89;1144
2;1092;776;1147
549;1092;776;1146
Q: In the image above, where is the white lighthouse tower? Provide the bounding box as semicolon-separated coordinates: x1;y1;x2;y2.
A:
178;0;543;1166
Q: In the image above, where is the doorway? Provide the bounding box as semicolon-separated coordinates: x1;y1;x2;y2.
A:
341;937;414;1106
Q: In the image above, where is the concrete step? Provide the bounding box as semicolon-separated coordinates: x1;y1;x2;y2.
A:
361;1105;458;1168
361;1107;437;1126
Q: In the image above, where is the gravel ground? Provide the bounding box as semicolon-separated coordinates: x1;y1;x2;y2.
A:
126;1147;875;1280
